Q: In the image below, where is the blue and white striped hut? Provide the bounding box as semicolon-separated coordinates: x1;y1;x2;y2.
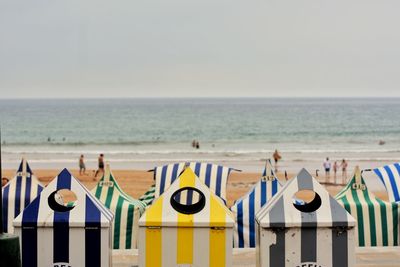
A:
14;168;114;267
2;158;43;233
230;159;282;248
374;163;400;202
154;162;234;204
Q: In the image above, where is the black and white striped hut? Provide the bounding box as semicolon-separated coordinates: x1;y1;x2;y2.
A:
256;168;356;267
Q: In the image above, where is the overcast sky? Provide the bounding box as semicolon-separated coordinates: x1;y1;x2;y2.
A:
1;0;400;98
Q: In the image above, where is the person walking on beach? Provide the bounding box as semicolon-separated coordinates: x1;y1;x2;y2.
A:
323;157;331;183
333;161;338;184
341;159;348;184
94;154;105;178
79;154;86;175
273;149;281;172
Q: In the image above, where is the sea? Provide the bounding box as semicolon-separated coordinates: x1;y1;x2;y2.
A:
0;98;399;177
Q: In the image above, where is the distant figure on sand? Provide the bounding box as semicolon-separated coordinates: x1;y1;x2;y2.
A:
341;159;348;184
333;161;338;184
323;157;331;182
195;141;200;149
79;154;86;175
273;149;281;172
94;154;105;178
2;177;9;187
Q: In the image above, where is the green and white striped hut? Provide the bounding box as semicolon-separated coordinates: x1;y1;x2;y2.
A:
92;164;146;249
139;184;155;206
335;166;400;247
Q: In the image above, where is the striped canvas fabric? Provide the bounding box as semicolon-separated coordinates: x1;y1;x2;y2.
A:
139;184;155;206
14;168;114;267
2;158;43;233
256;169;356;267
336;167;400;247
139;167;234;267
92;165;146;249
231;159;282;248
154;162;233;203
373;163;400;202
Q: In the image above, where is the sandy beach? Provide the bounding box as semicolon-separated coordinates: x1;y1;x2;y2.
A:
2;168;389;206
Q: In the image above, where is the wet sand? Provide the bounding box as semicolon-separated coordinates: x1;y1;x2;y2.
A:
2;168;389;206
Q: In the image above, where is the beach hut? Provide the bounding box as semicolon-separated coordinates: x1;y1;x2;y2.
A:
336;166;400;247
2;158;43;233
91;164;146;249
256;168;355;267
373;163;400;202
231;159;282;248
14;168;113;267
139;167;234;267
139;184;155;206
154;162;234;204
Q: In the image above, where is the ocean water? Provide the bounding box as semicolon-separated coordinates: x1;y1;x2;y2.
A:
0;98;399;171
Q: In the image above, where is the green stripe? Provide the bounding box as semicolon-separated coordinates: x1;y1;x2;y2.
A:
375;197;388;246
105;184;115;208
362;189;377;246
393;203;399;245
125;205;135;249
113;196;124;249
340;195;351;214
351;188;365;246
95;180;103;199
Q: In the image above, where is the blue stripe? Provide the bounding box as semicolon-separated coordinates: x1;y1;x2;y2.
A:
237;201;244;248
17;161;23;172
374;168;385;186
159;165;167;195
384;166;400;202
26;163;32;174
53;170;71;263
205;164;212;187
24;177;32;208
186;187;193;205
170;163;179;184
272;179;278;195
248;190;255;247
194;162;201;176
215;166;223;197
2;185;9;232
38;184;43;194
14;176;22;217
262;167;267;177
261;180;267;206
85;195;101;267
21;194;40;267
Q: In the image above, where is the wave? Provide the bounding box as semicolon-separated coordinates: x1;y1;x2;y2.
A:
4;148;400;155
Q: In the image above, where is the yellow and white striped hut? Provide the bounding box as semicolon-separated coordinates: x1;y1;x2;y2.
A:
138;167;234;267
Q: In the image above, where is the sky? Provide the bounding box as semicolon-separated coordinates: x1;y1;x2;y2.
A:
1;0;400;98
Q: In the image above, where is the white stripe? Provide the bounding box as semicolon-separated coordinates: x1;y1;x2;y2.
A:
37;228;54;266
317;229;332;266
285;228;301;265
161;227;177;265
69;229;85;266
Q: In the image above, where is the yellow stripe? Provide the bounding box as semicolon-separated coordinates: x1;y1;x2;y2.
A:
145;196;163;267
209;195;226;267
176;169;195;263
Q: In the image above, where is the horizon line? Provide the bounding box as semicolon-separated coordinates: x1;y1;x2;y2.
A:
1;96;400;100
